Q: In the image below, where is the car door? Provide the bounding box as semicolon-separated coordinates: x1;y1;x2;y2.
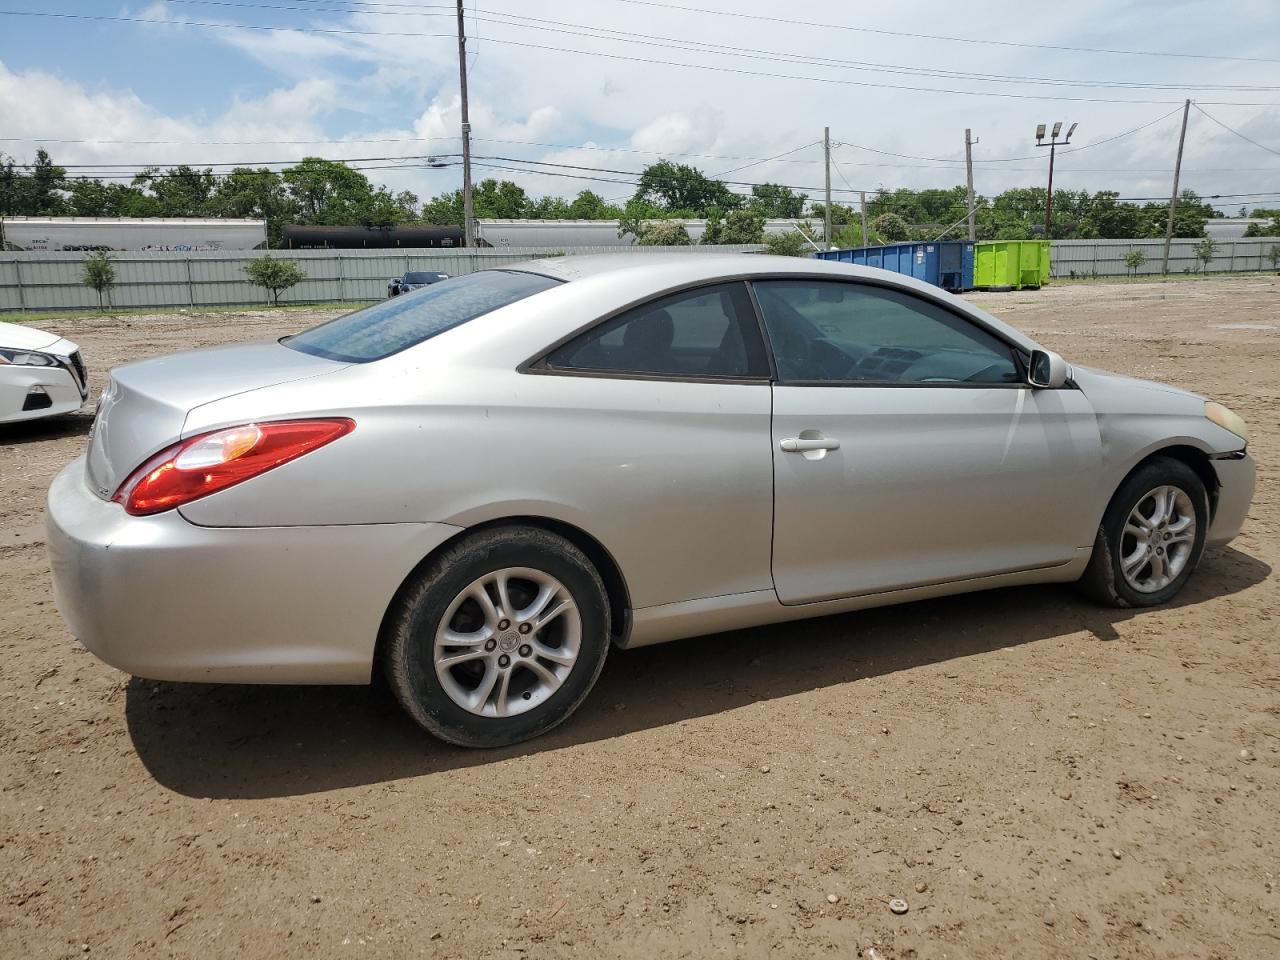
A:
753;278;1102;606
532;281;776;609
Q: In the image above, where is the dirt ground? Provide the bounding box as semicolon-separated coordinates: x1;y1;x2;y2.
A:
1;276;1277;959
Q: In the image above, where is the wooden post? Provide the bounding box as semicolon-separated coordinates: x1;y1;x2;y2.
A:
1162;99;1191;275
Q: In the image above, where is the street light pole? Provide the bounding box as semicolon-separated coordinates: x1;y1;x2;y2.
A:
1034;121;1076;239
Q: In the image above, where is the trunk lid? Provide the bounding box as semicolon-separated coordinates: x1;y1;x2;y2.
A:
85;340;347;499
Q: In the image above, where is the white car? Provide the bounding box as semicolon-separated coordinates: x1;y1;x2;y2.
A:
0;321;89;424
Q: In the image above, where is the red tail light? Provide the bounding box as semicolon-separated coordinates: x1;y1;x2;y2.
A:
113;418;355;516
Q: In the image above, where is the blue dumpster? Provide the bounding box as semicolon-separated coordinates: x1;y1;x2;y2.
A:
813;241;975;292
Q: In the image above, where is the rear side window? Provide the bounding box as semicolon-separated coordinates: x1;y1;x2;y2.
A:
286;270;560;362
544;282;769;379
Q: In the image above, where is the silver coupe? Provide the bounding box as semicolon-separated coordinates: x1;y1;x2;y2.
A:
47;254;1254;747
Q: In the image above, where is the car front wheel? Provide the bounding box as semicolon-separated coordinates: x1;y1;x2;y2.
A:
1079;456;1209;608
384;526;611;747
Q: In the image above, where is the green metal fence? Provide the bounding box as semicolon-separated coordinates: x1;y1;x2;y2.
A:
0;245;766;313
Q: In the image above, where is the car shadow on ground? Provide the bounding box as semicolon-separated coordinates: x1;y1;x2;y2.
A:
0;412;93;445
126;546;1271;799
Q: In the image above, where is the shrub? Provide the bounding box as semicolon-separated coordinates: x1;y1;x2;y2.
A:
244;255;307;305
81;251;115;310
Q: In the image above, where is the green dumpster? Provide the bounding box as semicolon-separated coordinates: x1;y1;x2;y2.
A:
973;240;1051;290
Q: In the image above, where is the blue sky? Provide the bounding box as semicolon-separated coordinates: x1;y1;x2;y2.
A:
2;0;1279;211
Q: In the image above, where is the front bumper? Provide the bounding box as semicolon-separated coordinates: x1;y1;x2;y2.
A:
1207;452;1255;548
0;363;86;424
46;457;461;684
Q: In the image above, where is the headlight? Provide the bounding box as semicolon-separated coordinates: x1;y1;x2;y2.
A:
1205;401;1248;442
0;348;57;367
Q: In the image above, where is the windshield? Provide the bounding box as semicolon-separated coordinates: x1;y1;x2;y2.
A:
286;270;561;363
404;271;443;283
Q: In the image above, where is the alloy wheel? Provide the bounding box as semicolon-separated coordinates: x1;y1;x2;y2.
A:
433;567;581;717
1119;485;1197;593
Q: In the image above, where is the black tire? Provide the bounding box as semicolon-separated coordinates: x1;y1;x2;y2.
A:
1077;456;1209;608
384;526;610;747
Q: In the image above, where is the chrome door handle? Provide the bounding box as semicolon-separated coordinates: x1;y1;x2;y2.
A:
780;437;840;453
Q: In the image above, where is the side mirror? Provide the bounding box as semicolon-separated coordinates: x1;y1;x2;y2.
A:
1028;348;1070;389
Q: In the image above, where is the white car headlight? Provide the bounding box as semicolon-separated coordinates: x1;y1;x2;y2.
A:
1205;401;1248;443
0;347;57;367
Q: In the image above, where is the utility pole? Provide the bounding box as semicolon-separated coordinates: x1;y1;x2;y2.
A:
964;128;977;241
823;127;832;248
1034;121;1076;239
860;191;868;245
456;0;475;247
1162;99;1191;275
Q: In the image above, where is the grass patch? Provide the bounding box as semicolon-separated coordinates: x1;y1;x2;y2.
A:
1049;271;1277;286
1;300;373;324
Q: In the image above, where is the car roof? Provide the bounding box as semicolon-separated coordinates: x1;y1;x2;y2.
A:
502;252;947;293
499;252;1040;353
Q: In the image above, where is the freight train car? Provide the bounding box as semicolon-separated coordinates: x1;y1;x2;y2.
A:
0;217;267;252
281;224;465;249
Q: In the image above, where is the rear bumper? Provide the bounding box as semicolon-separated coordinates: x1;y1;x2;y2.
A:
46;457;461;684
0;365;85;424
1207;452;1255;548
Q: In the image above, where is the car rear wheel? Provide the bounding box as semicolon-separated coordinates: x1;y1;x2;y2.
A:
384;526;610;747
1078;456;1209;608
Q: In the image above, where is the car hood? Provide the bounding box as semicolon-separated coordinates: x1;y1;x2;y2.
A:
85;340;348;499
1071;364;1204;414
0;320;64;352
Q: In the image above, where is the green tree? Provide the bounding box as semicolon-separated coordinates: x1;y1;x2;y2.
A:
1193;236;1218;273
67;179;158;218
244;255;306;305
632;160;738;215
281;158;413;226
209;168;297;246
0;148;68;216
526;195;572;219
701;206;765;245
748;183;806;218
1142;190;1212;240
637;220;692;246
81;251;115;310
1123;249;1147;277
421;189;464;228
566;190;620;219
871;212;911;242
764;230;814;257
616;198;670;242
132;165;217;217
1243;214;1280;238
1083;192;1143;239
720;207;765;244
831;220;881;248
472;178;529;219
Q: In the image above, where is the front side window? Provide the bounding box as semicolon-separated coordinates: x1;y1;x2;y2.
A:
286;270;560;362
544;282;768;379
753;280;1021;385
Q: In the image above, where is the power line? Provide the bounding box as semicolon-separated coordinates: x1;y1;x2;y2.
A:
162;0;1280;92
712;141;820;177
589;0;1280;65
5;134;1274;176
834;105;1187;164
1193;104;1280;156
1;9;1275;106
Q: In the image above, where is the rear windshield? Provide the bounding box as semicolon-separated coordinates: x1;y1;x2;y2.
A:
404;271;444;283
285;270;561;362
